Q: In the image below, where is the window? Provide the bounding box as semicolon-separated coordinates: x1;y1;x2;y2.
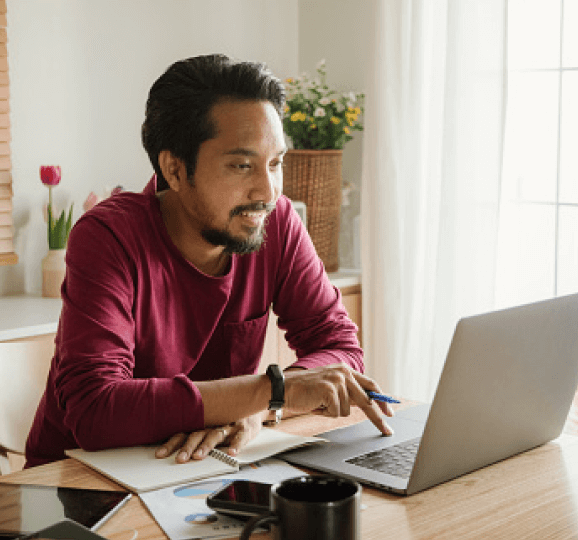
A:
495;0;578;306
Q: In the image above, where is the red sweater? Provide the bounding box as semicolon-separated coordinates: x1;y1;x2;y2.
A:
25;177;363;467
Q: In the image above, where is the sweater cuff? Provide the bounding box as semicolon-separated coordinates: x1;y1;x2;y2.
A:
289;349;364;373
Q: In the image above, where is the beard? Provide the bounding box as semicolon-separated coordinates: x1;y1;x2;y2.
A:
201;202;275;255
201;226;266;255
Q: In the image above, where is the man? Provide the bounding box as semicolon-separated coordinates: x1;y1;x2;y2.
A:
25;54;393;468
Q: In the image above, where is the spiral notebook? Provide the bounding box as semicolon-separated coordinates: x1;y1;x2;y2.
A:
65;428;324;493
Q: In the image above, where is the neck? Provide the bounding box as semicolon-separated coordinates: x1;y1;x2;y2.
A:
158;191;230;277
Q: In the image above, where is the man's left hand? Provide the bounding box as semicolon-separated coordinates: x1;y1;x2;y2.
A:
155;411;266;463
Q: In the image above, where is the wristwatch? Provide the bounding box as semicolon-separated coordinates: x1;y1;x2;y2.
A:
263;408;283;426
265;364;285;410
263;364;285;426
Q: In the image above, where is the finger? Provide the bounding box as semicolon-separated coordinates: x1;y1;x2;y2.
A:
350;372;395;417
346;378;394;436
189;427;232;462
383;401;395;417
174;430;211;463
155;433;187;458
337;381;350;417
226;425;254;457
365;394;394;417
360;399;394;436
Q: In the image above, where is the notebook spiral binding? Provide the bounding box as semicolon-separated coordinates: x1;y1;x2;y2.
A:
208;448;238;467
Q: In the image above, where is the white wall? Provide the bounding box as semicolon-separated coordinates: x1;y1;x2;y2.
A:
298;0;373;268
1;0;299;295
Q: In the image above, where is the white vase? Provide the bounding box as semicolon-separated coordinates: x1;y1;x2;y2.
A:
42;248;66;298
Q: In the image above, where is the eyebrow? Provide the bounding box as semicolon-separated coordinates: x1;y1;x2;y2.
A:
223;147;288;157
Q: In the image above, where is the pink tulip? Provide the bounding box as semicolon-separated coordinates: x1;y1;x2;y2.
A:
40;166;62;186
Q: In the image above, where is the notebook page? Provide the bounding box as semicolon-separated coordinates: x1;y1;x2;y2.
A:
233;428;325;465
66;445;235;493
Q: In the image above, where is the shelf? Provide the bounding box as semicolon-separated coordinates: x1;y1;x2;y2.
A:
0;295;62;341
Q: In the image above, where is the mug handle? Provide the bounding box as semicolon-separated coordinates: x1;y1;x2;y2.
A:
240;511;279;540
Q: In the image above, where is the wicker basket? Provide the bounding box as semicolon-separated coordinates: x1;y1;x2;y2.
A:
282;149;342;272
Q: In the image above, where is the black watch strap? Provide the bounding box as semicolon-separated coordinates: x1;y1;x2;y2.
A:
266;364;285;410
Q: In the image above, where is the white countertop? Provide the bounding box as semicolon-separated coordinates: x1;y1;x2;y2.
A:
327;269;362;289
0;295;62;341
0;270;360;342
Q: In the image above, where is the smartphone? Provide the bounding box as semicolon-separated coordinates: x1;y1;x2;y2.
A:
206;480;271;518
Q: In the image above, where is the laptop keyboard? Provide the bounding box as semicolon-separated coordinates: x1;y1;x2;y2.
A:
345;437;421;479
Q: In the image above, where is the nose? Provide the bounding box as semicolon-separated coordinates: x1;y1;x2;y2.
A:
249;167;281;205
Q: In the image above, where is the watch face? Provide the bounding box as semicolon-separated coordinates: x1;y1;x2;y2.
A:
264;409;282;426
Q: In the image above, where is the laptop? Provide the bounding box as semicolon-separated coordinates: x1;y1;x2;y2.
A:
280;293;578;495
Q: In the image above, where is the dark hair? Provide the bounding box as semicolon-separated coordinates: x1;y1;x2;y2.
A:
141;54;286;190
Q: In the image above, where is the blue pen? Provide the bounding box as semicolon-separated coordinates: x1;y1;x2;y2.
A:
366;390;400;404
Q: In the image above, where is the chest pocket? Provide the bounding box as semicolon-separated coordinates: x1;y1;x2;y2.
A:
223;311;270;376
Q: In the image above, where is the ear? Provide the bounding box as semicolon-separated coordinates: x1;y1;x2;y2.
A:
158;151;186;192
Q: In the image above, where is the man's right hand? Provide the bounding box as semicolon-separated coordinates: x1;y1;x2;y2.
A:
283;364;394;436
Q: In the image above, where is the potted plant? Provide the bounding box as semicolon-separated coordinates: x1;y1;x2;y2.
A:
282;60;364;272
40;165;73;298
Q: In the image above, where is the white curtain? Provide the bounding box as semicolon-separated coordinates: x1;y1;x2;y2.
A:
361;0;507;401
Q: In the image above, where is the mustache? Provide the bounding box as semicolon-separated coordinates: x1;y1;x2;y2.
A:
230;202;276;218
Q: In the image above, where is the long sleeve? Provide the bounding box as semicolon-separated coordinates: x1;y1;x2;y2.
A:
55;214;205;451
270;200;364;372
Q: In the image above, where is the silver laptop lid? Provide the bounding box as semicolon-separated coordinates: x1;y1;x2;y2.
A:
406;293;578;494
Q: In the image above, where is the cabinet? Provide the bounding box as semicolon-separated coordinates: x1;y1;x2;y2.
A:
0;296;61;473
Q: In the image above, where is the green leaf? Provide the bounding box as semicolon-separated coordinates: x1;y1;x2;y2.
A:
50;210;64;249
65;203;74;238
48;204;73;249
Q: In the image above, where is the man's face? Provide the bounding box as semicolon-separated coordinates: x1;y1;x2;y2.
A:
179;99;286;254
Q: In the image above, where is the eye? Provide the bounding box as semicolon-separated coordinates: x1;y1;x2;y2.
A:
230;162;252;170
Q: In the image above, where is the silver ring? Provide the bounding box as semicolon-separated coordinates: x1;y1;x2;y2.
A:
217;428;228;439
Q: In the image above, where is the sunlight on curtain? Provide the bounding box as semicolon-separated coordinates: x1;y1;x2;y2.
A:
361;0;507;401
495;0;578;307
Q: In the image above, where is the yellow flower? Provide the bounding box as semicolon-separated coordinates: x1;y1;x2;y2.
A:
282;63;364;149
284;105;290;113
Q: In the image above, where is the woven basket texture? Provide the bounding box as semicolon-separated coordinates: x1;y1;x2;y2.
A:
282;149;342;272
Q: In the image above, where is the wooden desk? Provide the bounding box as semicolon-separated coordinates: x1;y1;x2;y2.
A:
3;410;578;540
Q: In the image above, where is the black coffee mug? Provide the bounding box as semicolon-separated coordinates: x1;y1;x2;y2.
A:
240;475;360;540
